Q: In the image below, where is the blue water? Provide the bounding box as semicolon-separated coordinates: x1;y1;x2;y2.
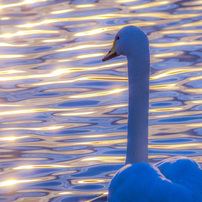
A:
0;0;201;201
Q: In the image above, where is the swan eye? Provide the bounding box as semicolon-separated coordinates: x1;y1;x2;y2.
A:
117;36;120;40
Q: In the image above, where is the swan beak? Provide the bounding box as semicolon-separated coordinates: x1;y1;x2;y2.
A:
102;40;120;62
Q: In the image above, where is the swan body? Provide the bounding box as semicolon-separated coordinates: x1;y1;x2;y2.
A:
108;157;202;202
102;26;202;202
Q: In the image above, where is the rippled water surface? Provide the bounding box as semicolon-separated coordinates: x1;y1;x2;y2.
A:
0;0;202;201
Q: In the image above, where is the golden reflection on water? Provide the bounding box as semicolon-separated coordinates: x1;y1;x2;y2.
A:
0;108;77;116
0;30;59;38
153;51;183;58
151;67;202;80
151;110;202;120
81;156;124;163
0;0;47;10
69;88;126;99
75;139;127;147
76;4;95;8
150;142;202;150
130;1;170;10
162;30;202;34
0;69;25;74
60;111;95;116
0;0;202;201
0;179;38;187
13;164;69;170
17;19;57;28
42;38;66;43
150;107;184;113
77;53;104;59
58;190;106;196
134;12;201;19
74;22;156;37
187;123;202;128
189;75;202;81
185;88;202;94
75;28;108;36
182;21;202;27
179;6;202;11
0;68;70;82
0;99;200;126
56;43;111;52
151;41;202;48
182;0;202;6
73;179;109;185
0;54;24;59
31;77;88;86
150;83;178;90
0;136;29;141
1;125;64;131
116;0;138;2
192;100;202;104
0;17;10;20
51;9;74;14
0;42;28;47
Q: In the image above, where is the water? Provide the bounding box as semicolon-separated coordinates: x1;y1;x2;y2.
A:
0;0;201;201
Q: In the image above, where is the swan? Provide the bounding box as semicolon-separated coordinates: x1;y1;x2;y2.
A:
102;26;202;202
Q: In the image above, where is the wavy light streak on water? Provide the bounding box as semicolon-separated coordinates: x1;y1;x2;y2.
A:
0;0;201;201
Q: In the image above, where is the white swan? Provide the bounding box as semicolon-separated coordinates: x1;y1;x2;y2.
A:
102;26;202;202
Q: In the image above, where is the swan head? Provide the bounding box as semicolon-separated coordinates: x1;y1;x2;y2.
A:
102;25;149;62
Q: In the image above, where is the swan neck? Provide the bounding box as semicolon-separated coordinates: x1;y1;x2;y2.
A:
126;52;150;164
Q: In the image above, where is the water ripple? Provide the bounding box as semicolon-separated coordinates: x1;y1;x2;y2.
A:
0;0;202;201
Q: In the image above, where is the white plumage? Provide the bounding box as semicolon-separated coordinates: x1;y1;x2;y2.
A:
102;26;202;202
